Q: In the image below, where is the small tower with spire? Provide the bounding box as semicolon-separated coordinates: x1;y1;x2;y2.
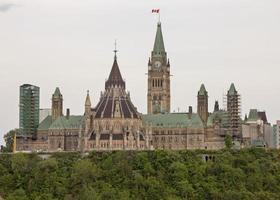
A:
52;87;63;121
85;90;91;115
147;21;171;114
197;84;208;124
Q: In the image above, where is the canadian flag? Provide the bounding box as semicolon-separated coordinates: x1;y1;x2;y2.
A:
152;9;160;13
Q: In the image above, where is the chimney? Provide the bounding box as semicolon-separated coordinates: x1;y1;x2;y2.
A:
188;106;193;119
66;108;70;119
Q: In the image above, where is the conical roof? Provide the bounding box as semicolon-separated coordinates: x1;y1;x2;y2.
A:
85;91;91;106
105;56;125;89
198;84;207;96
228;83;237;95
93;53;139;119
153;22;165;54
53;87;62;97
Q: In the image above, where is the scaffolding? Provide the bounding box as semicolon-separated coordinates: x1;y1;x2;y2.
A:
223;93;242;139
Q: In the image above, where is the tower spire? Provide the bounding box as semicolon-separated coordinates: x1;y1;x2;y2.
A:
153;23;165;55
105;45;125;90
85;90;91;106
147;21;170;114
85;90;91;115
113;39;118;60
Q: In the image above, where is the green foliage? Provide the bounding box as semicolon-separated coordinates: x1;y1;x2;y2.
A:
225;134;233;149
2;129;18;152
1;149;280;199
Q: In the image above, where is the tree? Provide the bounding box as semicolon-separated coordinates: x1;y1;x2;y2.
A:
6;188;29;200
225;134;233;149
3;129;18;152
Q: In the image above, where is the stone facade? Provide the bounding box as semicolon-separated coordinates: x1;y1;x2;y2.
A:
147;22;171;114
15;21;246;152
82;54;147;151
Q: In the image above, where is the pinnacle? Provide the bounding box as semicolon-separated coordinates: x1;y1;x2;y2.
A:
198;84;207;96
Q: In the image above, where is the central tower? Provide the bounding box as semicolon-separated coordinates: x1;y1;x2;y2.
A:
147;22;170;114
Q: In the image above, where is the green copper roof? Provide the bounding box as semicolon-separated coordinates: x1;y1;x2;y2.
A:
153;22;165;54
228;83;237;95
49;115;84;130
207;110;228;127
53;87;61;97
143;113;204;128
248;109;258;121
38;116;52;131
198;84;207;96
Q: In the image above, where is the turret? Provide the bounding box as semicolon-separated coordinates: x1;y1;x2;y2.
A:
52;87;63;121
197;84;208;124
85;90;91;115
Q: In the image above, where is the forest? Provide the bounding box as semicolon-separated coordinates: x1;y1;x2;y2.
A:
1;149;280;200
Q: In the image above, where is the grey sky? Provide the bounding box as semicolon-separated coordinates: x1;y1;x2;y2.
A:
0;0;279;145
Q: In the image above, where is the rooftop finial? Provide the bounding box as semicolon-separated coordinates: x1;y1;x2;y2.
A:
113;39;118;60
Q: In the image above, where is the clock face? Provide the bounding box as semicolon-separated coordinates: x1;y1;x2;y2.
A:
154;61;161;68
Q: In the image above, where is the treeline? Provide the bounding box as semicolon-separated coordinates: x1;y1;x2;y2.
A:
1;149;280;200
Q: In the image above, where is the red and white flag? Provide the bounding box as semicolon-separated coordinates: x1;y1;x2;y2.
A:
152;9;160;13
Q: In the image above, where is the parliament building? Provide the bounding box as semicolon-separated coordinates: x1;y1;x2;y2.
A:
16;22;243;152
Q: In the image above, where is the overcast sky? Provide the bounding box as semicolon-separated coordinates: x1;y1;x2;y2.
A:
0;0;279;145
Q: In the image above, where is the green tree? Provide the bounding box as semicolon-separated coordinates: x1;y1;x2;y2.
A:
225;134;233;149
6;188;29;200
3;129;18;152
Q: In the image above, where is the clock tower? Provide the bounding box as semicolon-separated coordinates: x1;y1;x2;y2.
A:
147;22;171;114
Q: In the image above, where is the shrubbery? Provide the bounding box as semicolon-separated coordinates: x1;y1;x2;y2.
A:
0;149;280;200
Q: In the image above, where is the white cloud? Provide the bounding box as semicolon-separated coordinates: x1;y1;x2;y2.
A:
0;3;16;12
